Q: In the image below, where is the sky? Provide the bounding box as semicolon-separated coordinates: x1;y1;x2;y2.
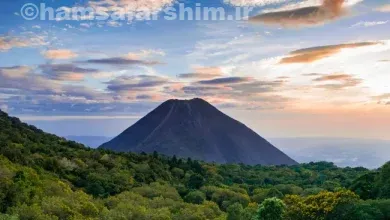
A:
0;0;389;139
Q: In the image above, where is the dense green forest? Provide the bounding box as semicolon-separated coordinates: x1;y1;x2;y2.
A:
0;110;389;220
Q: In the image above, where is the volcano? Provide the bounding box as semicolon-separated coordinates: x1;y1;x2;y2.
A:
100;98;297;165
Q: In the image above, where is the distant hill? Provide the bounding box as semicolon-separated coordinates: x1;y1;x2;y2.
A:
66;136;111;148
100;98;297;165
68;135;390;168
270;137;390;169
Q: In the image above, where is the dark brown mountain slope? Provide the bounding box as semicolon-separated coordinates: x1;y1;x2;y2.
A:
100;98;297;165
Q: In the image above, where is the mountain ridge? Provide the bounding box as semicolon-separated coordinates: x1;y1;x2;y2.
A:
100;98;297;165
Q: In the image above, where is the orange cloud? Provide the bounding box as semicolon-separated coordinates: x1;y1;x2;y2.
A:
178;66;224;79
249;0;347;27
280;42;379;64
125;49;165;60
376;4;390;12
372;93;390;101
0;66;31;79
54;73;85;82
312;73;362;90
313;73;352;81
0;36;46;52
43;49;78;60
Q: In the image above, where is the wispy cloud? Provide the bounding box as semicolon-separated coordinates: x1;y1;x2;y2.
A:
172;75;290;110
0;36;46;52
19;115;142;121
178;66;224;79
106;75;171;92
225;0;362;7
302;73;323;77
314;73;352;81
375;4;390;12
372;93;390;104
125;49;165;60
40;64;100;82
198;77;252;85
84;57;162;66
351;20;388;28
279;42;380;64
43;49;78;60
312;73;362;90
249;0;348;27
0;65;106;101
224;0;285;6
0;66;32;78
261;0;362;13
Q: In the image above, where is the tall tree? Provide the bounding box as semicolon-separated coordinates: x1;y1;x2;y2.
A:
257;198;285;220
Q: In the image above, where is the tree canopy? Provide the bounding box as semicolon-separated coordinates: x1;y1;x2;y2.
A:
0;110;389;219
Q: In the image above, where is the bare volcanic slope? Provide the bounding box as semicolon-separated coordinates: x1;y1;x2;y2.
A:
100;98;297;165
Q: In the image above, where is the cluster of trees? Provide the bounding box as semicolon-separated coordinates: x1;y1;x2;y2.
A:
0;110;390;219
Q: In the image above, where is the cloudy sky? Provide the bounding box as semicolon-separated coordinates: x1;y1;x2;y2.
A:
0;0;390;139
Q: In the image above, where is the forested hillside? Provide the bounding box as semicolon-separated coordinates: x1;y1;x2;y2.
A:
0;110;389;220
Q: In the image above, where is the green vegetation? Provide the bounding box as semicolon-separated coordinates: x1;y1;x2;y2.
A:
0;110;389;219
257;198;285;220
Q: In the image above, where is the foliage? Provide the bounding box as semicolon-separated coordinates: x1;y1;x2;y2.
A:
327;200;385;220
283;190;359;220
184;190;206;204
0;214;18;220
350;161;390;200
0;110;390;219
257;198;285;220
227;203;244;220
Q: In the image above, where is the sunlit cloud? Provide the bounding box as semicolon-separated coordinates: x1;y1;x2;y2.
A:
43;49;78;60
261;0;362;13
0;65;107;102
313;73;352;81
249;0;348;27
375;4;390;13
0;36;46;52
0;66;32;78
372;93;390;105
225;0;362;8
198;77;252;85
224;0;285;6
279;42;380;64
351;20;389;28
312;73;362;90
178;66;225;79
83;57;163;66
40;64;100;82
125;49;165;60
106;75;171;93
